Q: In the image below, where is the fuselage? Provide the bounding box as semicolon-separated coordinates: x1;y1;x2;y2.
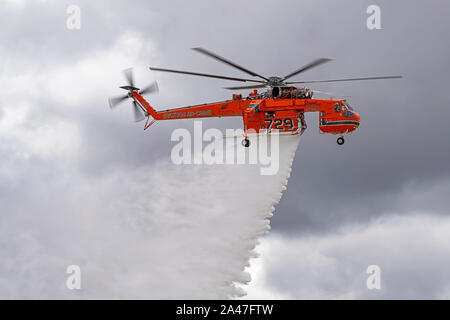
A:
132;87;360;137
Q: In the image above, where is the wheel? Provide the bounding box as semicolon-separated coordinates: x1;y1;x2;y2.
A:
242;138;250;148
337;137;345;145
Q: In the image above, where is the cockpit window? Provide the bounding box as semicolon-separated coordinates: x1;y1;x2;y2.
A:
343;110;355;118
334;103;341;113
342;101;353;111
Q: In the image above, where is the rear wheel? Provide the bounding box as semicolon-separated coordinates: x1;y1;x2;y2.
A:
242;138;250;148
337;137;345;145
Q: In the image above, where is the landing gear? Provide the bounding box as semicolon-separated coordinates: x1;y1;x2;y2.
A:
242;138;250;148
337;136;345;145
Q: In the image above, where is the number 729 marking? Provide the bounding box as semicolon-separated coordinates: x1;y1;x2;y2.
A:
264;118;294;130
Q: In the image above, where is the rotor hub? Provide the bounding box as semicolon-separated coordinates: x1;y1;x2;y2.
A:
267;76;285;87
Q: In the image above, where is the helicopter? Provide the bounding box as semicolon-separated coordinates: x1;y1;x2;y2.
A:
109;47;402;146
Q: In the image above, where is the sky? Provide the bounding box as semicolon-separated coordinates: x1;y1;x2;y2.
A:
1;0;450;299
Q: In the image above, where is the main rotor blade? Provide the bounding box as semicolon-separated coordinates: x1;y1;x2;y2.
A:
286;75;403;84
224;84;268;90
192;47;269;81
108;94;128;109
283;58;333;80
133;101;145;122
139;81;159;95
123;68;135;87
150;67;265;83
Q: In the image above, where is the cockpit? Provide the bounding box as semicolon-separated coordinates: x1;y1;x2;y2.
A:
341;101;356;118
319;100;360;139
342;101;354;111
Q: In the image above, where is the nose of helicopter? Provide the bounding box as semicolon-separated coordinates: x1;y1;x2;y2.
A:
351;111;361;132
355;111;360;124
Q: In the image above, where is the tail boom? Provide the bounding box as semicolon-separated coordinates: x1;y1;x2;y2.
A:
132;91;158;119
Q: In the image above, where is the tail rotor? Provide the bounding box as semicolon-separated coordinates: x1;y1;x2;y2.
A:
108;68;159;122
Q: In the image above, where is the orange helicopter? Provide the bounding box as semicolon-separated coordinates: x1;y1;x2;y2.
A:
109;48;401;146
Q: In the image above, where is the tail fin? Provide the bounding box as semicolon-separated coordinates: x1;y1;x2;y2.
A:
140;100;158;130
144;116;156;130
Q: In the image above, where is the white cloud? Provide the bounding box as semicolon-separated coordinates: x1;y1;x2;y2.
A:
2;0;27;9
243;213;450;299
0;31;159;183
